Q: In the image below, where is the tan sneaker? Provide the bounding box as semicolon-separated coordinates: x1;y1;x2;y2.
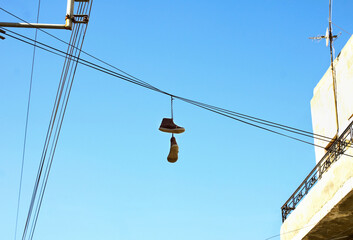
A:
159;118;185;134
167;136;179;163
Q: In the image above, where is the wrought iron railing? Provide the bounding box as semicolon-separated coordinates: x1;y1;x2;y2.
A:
281;122;353;222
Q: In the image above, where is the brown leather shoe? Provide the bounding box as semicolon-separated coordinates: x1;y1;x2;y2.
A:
167;136;179;163
159;118;185;134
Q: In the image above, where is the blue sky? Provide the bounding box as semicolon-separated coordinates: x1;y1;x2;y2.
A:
1;1;353;239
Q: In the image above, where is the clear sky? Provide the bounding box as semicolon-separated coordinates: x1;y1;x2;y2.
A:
1;1;353;239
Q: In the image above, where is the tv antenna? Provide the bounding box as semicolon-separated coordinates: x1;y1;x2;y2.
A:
309;0;340;135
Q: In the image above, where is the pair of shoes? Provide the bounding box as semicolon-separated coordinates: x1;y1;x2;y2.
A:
167;136;179;163
159;118;185;134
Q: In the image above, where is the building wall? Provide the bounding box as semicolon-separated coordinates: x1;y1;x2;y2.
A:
311;35;353;163
280;35;353;240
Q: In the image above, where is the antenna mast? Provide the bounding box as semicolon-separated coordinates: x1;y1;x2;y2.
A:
329;0;340;135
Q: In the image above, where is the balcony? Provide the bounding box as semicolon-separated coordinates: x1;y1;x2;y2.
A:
280;122;353;240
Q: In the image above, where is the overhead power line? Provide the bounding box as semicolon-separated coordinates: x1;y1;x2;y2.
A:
14;1;42;240
13;2;94;240
0;7;340;145
2;27;352;157
0;6;155;91
3;5;353;240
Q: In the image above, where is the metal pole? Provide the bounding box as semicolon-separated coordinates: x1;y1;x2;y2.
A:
0;22;67;29
0;0;74;30
65;0;74;29
329;0;340;135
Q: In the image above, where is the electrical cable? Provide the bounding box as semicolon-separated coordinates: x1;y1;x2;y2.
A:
16;2;93;239
0;7;343;144
31;4;91;240
0;6;160;92
2;28;353;157
28;4;91;239
0;26;335;142
0;27;334;141
0;24;332;142
14;1;41;240
264;223;353;240
263;223;316;240
3;6;353;239
3;28;353;155
0;29;325;138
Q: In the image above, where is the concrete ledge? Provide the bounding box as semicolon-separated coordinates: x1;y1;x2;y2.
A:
280;153;353;240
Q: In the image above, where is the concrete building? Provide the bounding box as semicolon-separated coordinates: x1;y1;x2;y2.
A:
280;36;353;239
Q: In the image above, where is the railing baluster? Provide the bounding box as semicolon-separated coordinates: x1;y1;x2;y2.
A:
281;121;353;222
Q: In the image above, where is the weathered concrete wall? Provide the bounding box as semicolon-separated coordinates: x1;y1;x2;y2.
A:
280;151;353;240
311;35;353;163
281;35;353;240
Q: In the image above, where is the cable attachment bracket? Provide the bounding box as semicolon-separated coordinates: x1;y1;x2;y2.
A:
73;15;89;24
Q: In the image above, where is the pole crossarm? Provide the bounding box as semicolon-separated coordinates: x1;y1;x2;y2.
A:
0;0;75;30
0;22;69;29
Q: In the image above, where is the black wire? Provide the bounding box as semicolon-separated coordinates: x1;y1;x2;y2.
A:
181;98;348;152
0;27;334;142
4;5;353;240
20;26;76;240
26;3;92;239
1;28;162;92
264;223;353;240
263;223;316;240
0;29;323;139
3;29;353;155
16;2;91;239
0;7;337;143
14;1;42;240
28;7;86;240
175;96;333;142
4;6;353;240
0;6;159;92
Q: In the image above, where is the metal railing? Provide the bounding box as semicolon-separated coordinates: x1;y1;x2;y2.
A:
281;122;353;222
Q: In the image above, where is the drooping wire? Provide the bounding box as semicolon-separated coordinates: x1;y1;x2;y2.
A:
0;6;330;143
31;4;92;239
4;6;331;146
2;27;353;156
27;4;92;239
16;2;93;239
14;1;41;240
0;6;160;93
3;5;353;240
0;5;348;146
263;223;316;240
3;29;352;154
0;27;335;141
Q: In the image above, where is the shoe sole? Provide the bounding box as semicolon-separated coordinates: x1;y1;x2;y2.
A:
159;127;185;134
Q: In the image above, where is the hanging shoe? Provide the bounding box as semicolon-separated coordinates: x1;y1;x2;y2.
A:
159;118;185;134
167;136;179;163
